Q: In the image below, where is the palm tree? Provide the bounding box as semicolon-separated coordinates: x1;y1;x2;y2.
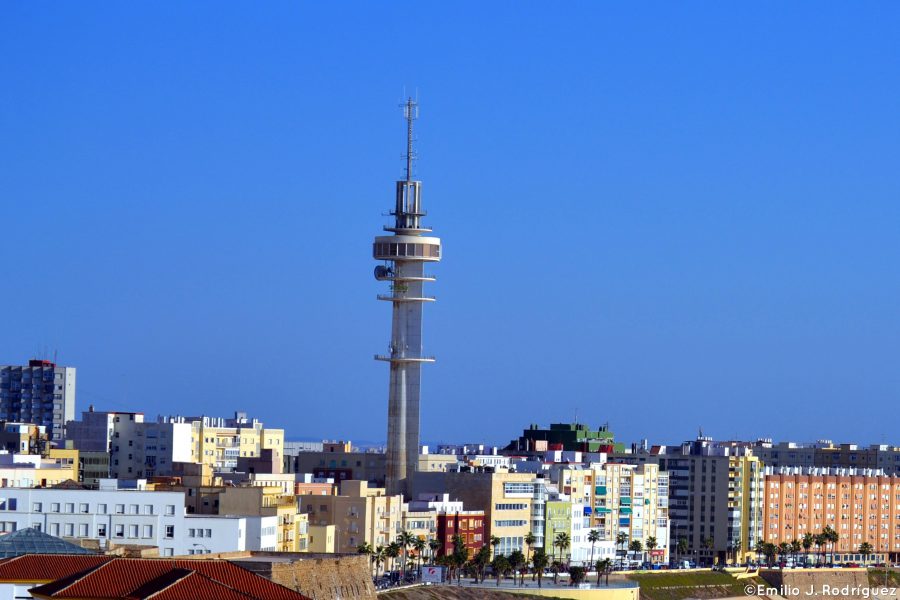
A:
859;542;874;566
428;538;441;564
397;530;415;577
509;549;526;586
647;537;657;565
554;532;571;567
703;537;714;566
802;533;814;566
754;538;767;565
524;532;536;562
596;558;612;586
629;540;644;565
588;529;601;566
356;543;374;575
778;542;790;564
373;546;385;577
616;532;628;559
551;560;564;585
532;548;549;588
413;537;427;573
677;538;689;564
490;535;501;557
492;555;511;587
385;542;401;573
472;545;491;583
824;526;839;565
814;533;825;565
790;539;801;565
451;534;468;584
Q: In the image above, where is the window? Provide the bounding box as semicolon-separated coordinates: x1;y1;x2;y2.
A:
115;504;125;514
165;505;175;516
144;505;153;515
142;525;153;538
80;503;89;513
163;548;173;557
115;524;125;538
129;505;138;515
189;528;196;537
98;503;107;514
129;525;139;538
32;502;42;513
205;529;212;537
64;503;74;513
64;523;74;537
79;524;88;537
165;525;174;539
98;524;107;537
51;503;60;513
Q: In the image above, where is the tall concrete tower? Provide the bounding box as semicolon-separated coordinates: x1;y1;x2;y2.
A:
373;98;441;497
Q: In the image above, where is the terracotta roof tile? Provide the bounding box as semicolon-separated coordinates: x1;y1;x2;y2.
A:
0;554;112;582
29;557;310;600
123;568;258;600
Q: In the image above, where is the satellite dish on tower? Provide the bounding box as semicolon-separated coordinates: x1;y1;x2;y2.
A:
374;265;393;280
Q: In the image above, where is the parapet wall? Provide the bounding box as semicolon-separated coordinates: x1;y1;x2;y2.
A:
761;568;872;600
233;553;375;600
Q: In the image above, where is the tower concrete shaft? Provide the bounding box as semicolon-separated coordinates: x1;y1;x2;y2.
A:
373;98;441;498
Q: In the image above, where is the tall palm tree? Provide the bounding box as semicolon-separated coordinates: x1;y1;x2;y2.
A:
385;542;401;573
859;542;874;566
596;557;612;585
428;538;441;564
790;539;801;565
677;538;689;563
524;532;536;562
532;548;549;588
373;546;386;577
554;532;571;567
814;533;825;565
492;555;511;587
629;540;644;565
397;530;415;577
588;529;601;566
616;532;628;562
508;550;526;586
356;543;374;575
490;535;501;557
413;538;427;573
647;537;657;565
802;533;814;566
824;526;839;565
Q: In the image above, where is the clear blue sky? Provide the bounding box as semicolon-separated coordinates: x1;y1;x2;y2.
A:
2;3;898;447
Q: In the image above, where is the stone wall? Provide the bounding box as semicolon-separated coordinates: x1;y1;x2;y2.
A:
231;553;375;600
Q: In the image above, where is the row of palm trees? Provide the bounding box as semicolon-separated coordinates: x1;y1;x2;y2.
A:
753;526;841;566
357;532;442;579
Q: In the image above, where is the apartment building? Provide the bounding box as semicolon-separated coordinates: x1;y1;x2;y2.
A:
0;450;78;488
763;467;900;562
752;440;900;475
286;441;386;486
616;436;763;564
588;462;669;563
408;493;484;558
299;480;403;553
0;360;76;441
434;470;547;556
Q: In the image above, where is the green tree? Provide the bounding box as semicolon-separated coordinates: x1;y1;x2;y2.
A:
428;538;441;564
646;536;658;564
790;539;801;565
802;533;814;565
532;548;549;588
677;538;689;563
551;560;564;585
555;532;571;567
524;532;536;562
373;546;385;577
587;529;601;566
568;565;587;586
629;540;644;565
492;555;511;587
596;558;612;586
451;534;468;584
509;550;526;586
413;537;427;572
823;526;839;565
385;542;401;573
397;530;415;577
859;542;874;566
356;543;374;574
472;545;491;583
616;532;629;558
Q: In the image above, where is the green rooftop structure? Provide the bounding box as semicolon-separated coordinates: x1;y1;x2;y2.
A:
0;526;96;558
505;422;625;454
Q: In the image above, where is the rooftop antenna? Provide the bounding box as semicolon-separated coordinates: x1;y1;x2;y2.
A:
402;96;418;182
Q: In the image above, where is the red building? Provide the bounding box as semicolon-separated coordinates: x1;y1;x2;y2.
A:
436;511;485;558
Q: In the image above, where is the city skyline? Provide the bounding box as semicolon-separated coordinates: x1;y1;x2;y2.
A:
2;3;898;445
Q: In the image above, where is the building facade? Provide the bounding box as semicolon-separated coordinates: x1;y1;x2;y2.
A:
0;360;76;441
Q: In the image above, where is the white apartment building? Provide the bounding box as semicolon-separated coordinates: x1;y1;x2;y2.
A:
0;484;262;556
0;360;76;441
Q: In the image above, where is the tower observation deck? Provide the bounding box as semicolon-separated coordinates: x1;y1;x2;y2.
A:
373;98;441;497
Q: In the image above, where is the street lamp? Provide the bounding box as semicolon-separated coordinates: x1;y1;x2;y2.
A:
193;543;210;555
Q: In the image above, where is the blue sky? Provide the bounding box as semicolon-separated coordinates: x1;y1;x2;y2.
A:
1;3;898;446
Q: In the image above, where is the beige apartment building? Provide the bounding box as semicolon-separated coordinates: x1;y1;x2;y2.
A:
300;480;404;553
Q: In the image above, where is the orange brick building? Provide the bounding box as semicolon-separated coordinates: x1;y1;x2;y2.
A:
764;467;900;562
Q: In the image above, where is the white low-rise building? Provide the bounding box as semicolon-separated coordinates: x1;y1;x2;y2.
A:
0;484;264;557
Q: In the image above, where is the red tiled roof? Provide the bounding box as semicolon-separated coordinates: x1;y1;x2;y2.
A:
0;554;112;582
123;568;258;600
29;558;309;600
